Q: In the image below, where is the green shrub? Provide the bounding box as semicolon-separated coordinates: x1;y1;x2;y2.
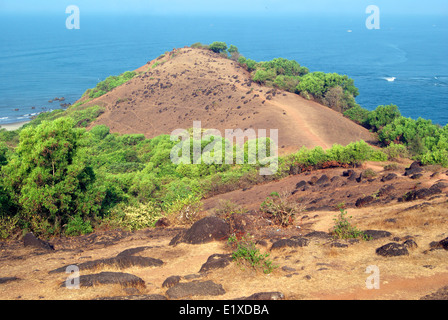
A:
208;41;228;54
227;234;277;274
366;104;401;132
110;201;163;231
330;204;369;240
87;71;136;99
259;192;304;227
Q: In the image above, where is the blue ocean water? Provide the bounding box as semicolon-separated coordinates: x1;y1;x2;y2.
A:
0;13;447;125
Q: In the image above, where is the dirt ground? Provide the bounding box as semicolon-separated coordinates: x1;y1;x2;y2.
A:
1;162;447;301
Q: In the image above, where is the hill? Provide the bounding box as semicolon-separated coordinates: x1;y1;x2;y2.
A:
80;47;374;153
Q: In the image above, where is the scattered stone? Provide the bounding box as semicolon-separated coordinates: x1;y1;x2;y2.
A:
116;246;151;257
355;195;374;208
403;239;418;249
331;242;348;248
162;275;181;288
308;176;318;185
381;173;397;182
61;271;145;288
165;280;225;299
377;185;395;197
0;277;20;284
363;230;392;240
295;180;307;189
236;292;285;300
199;254;233;273
375;242;409;257
342;170;355;177
304;231;332;240
169;216;230;246
315;175;329;185
23;233;54;251
410;173;423;180
401;186;442;202
281;266;296;272
404;161;423;176
271;237;309;250
439;237;448;250
420;286;448;300
49;255;163;274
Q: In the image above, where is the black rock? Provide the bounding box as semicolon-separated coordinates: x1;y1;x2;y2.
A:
165;280;225;299
0;277;20;284
381;173;397;182
295;180;307;189
169;216;230;246
199;253;233;273
304;231;332;240
315;175;329;185
375;242;409;257
355;196;374;208
162;275;181;288
23;233;54;251
49;255;163;274
271;237;309;250
363;230;392;240
60;271;145;288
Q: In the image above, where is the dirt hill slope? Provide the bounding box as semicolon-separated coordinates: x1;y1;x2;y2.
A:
82;48;374;153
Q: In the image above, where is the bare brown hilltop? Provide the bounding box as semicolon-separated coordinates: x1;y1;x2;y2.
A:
81;47;374;153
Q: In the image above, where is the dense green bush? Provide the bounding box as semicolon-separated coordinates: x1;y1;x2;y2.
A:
208;41;228;54
86;71;136;99
0;118;103;236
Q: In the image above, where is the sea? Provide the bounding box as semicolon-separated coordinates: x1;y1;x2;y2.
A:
1;12;447;126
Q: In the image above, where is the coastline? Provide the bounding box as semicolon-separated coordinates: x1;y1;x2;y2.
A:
0;121;31;131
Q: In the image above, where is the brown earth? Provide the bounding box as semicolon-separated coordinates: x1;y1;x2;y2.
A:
82;47;374;153
1;161;447;301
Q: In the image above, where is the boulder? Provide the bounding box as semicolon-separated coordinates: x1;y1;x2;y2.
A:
375;242;409;257
315;175;329;185
271;237;309;250
49;255;163;274
439;237;448;250
355;196;374;208
169;216;230;246
199;254;233;273
165;280;225;299
363;230;392;240
404;161;423;176
162;275;181;288
381;173;397;182
60;271;145;288
23;233;54;251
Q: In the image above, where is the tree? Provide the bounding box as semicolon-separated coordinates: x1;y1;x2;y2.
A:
209;42;228;54
227;45;240;61
366;104;401;132
1;117;103;236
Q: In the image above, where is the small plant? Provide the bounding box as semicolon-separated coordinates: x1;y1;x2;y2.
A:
214;200;247;221
331;203;370;240
166;194;203;225
260;191;304;227
111;201;163;231
227;234;277;274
